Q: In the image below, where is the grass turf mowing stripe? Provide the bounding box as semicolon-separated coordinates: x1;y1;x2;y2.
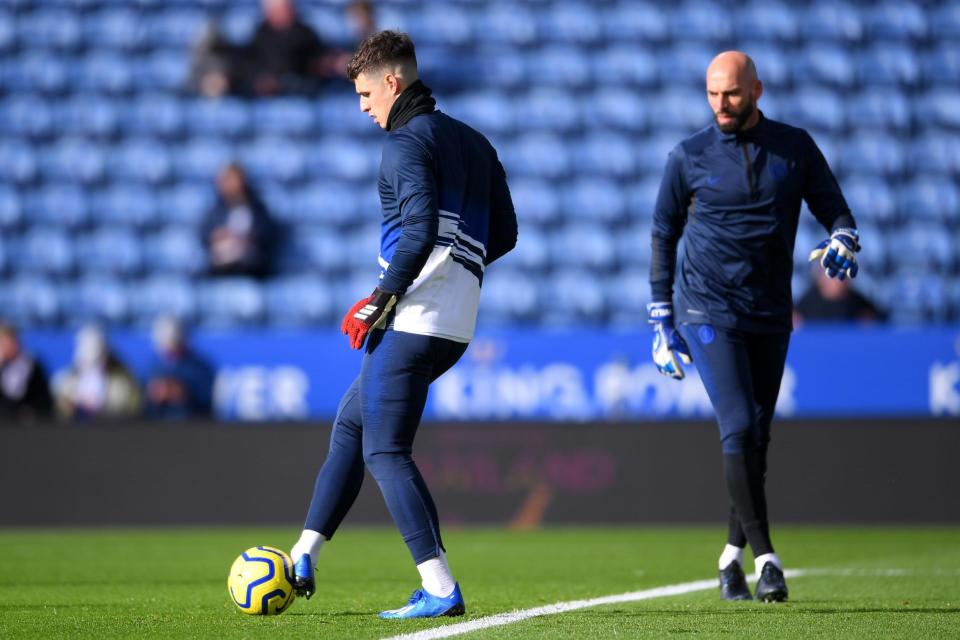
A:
383;569;808;640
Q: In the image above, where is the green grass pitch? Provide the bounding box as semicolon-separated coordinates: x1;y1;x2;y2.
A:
2;526;958;639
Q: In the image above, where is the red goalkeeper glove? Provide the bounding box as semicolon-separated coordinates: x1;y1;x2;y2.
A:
341;287;398;350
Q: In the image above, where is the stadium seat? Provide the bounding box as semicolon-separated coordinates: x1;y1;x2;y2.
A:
655;89;715;131
478;268;540;323
563;179;627;225
897;179;960;226
305;136;378;182
294;181;361;226
142;227;206;275
847;89;911;133
252;99;315;136
737;44;791;89
923;90;960;130
796;46;856;87
867;3;928;42
264;276;335;327
626;177;664;221
58;94;122;137
887;271;947;324
0;95;55;138
14;228;74;276
83;7;144;50
19;9;82;50
605;268;652;327
77;52;135;94
837;135;906;178
546;269;607;324
858;46;921;87
526;46;590;88
4;276;60;326
508;178;561;225
841;176;898;226
198;279;266;328
92;183;159;228
850;221;887;276
0;10;13;52
614;222;653;269
669;1;732;43
907;133;960;177
144;8;206;47
240;137;307;184
0;186;22;229
591;46;658;89
501;134;570;179
475;4;538;46
660;44;718;85
635;134;682;173
592;89;648;132
29;184;89;229
315;93;372;134
540;3;602;45
127;275;198;326
109;138;172;184
444;91;516;137
571;133;636;179
522;88;582;133
279;225;347;274
128;93;184;138
931;4;960;41
922;45;960;87
14;50;70;94
734;3;798;43
161;183;215;227
548;223;618;270
41;138;107;184
141;50;189;92
173;138;235;181
407;5;472;47
478;46;526;89
501;224;549;271
602;2;669;43
0;140;37;185
185;98;251;138
896;223;956;272
341;225;382;269
61;276;131;326
220;6;259;43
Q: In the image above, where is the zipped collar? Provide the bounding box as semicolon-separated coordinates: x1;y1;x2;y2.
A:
716;110;767;143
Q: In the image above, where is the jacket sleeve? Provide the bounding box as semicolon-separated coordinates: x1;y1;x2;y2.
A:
378;132;439;295
484;156;517;266
802;131;856;232
649;145;690;304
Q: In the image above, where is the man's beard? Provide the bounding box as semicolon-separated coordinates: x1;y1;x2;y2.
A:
715;97;755;133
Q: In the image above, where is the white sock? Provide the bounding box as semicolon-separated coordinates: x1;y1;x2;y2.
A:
416;550;456;598
290;529;327;568
755;552;782;578
718;544;744;570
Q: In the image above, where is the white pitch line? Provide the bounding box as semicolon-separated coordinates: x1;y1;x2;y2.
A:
382;569;808;640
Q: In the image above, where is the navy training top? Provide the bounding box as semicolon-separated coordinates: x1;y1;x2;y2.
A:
650;113;856;333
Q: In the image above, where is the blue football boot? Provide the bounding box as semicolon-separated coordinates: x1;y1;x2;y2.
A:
292;554;315;599
379;583;466;619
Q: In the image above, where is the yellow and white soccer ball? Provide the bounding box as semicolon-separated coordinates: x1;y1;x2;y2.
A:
227;546;296;615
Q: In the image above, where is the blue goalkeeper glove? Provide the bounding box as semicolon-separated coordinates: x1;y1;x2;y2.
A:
808;227;860;280
647;302;692;380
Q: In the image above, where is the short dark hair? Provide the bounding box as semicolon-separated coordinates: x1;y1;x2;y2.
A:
346;30;417;80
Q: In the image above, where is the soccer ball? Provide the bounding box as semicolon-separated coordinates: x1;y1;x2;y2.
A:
227;546;297;615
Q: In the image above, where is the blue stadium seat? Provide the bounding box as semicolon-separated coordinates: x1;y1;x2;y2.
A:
141;50;189;92
252;99;315;136
847;89;911;132
635;134;682;173
660;44;717;85
294;181;360;226
527;47;590;88
316;93;372;134
592;89;648;132
562;179;627;225
549;224;617;270
602;2;669;43
478;46;526;89
508;178;561;225
626;177;664;220
887;271;947;324
407;5;472;47
897;179;960;226
908;133;960;177
0;186;21;229
478;269;539;323
670;2;732;43
796;46;856;87
614;223;653;269
784;87;845;133
501;134;570;179
867;3;928;42
897;223;955;272
83;7;143;50
571;133;636;179
922;46;960;87
850;222;888;275
931;4;960;41
145;8;206;47
476;4;538;46
500;225;549;271
58;94;122;137
128;93;184;137
14;229;74;276
837;136;906;178
923;90;960;130
143;227;206;275
592;46;658;88
858;46;920;87
41;138;106;184
173;138;235;181
305;136;377;182
162;183;215;227
841;176;897;226
445;91;516;137
540;3;601;45
19;9;82;50
92;183;159;228
0;95;55;138
605;268;652;327
220;6;259;43
0;140;37;185
656;89;714;131
127;276;199;326
240;137;306;184
60;276;131;326
738;44;791;89
185;98;251;137
279;225;347;274
0;10;14;52
734;3;798;43
77;52;135;94
303;6;354;46
4;277;60;326
546;269;606;324
332;268;383;314
109;139;172;184
29;184;89;229
522;88;581;133
792;222;821;274
265;276;335;327
14;50;70;94
76;229;143;276
341;225;382;269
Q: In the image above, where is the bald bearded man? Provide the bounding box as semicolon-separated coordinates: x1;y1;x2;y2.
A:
647;52;860;602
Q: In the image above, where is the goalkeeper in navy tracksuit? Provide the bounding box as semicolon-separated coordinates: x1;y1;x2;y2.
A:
289;31;517;619
648;52;859;602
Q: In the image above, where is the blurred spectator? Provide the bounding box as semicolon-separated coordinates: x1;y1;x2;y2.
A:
0;322;53;422
347;1;378;45
794;267;885;327
145;316;215;420
189;24;237;98
53;325;142;420
243;0;333;96
202;163;277;279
